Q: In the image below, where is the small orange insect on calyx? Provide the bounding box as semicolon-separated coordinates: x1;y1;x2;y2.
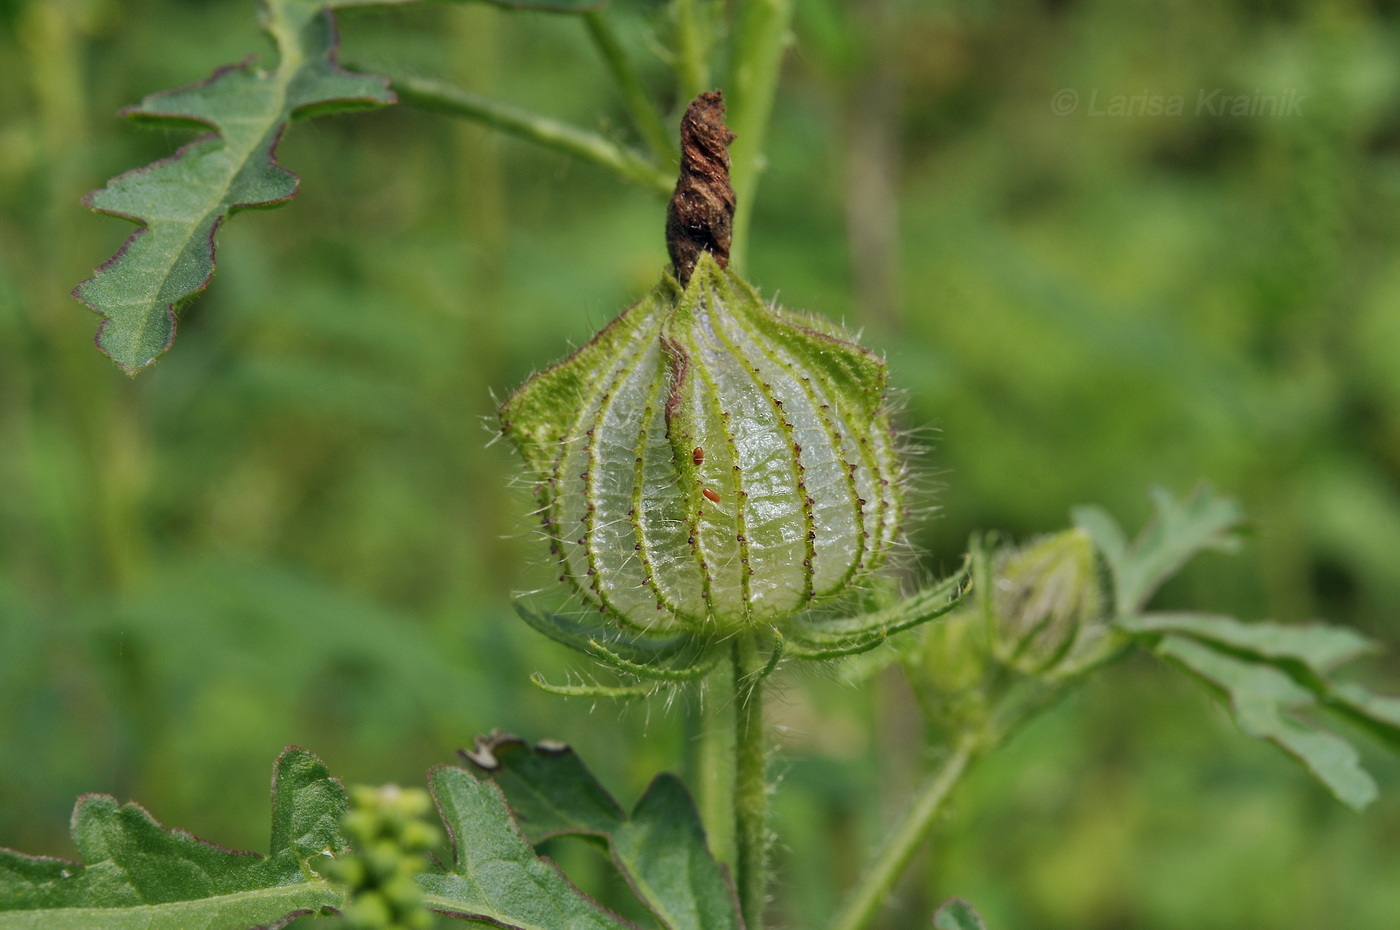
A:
702;487;721;503
692;446;705;465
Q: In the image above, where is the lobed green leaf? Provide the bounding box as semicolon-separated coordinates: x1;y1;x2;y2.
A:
1325;682;1400;752
1074;485;1243;616
73;0;403;372
0;747;347;929
1156;636;1378;810
1;735;745;929
462;735;744;930
1123;611;1400;756
421;764;640;929
1119;612;1378;675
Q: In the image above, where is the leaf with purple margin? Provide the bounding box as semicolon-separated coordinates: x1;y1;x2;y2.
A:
461;734;743;930
72;0;404;373
0;747;347;929
420;764;640;930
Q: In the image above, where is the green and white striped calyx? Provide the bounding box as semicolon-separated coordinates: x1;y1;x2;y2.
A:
497;92;965;691
500;253;904;636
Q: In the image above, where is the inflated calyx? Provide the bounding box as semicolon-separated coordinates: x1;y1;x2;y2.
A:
500;92;904;635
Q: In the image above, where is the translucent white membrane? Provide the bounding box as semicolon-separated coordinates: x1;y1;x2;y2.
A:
501;256;903;633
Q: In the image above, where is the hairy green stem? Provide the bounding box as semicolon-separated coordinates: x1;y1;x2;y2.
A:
672;0;710;102
388;73;673;198
697;659;737;870
734;635;769;929
724;0;795;270
583;10;677;165
825;735;979;930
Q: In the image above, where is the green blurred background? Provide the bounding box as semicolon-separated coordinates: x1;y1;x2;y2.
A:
2;0;1399;927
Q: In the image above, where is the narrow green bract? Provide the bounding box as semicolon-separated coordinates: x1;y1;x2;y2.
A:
501;253;903;634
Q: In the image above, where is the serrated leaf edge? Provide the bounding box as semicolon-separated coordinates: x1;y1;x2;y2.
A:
0;746;344;926
424;764;644;930
462;737;745;930
72;7;394;372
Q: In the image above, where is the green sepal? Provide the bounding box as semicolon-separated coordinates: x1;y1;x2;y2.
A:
529;673;659;700
513;603;714;667
784;563;969;660
663;257;890;442
499;276;679;478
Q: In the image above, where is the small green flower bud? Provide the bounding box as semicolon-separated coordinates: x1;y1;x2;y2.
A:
398;819;441;853
382;873;427;911
990;528;1102;674
396;788;435;820
332;785;437;930
329;855;367;889
341;810;379;843
365;840;403;880
501;254;904;635
342;893;393;930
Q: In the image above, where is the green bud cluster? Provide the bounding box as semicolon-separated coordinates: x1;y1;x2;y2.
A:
329;785;441;930
501;253;904;636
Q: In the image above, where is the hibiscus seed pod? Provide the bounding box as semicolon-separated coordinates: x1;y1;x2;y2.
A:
500;255;904;634
500;92;905;635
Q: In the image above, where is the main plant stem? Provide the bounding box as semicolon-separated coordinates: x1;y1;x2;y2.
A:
825;734;979;930
733;635;768;930
725;0;795;271
696;658;736;868
673;0;710;102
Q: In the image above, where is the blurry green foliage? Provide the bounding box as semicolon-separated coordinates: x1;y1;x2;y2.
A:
1;0;1398;928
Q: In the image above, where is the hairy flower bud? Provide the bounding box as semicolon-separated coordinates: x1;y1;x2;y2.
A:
990;528;1102;674
500;254;904;634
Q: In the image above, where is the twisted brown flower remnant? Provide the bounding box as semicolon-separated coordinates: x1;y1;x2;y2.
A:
666;91;736;286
